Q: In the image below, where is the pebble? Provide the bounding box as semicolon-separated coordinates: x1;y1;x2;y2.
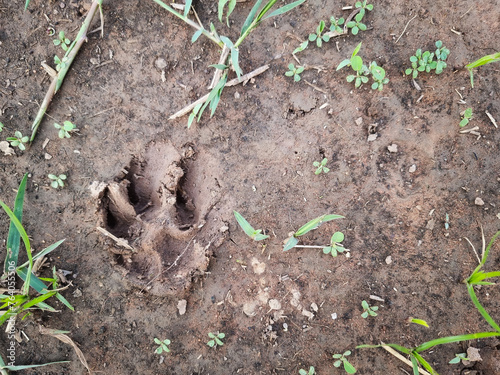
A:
387;144;398;153
475;197;485;206
385;256;392;265
155;57;168;70
409;164;417;173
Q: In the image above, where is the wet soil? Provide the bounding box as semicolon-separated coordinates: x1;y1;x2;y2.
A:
1;0;500;374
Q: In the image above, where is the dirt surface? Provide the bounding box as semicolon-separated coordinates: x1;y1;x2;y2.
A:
1;0;500;374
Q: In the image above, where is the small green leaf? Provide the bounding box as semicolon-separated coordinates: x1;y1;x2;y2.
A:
464;108;473;118
344;360;357;374
192;29;204;43
409;318;429;328
459;118;469;127
336;59;351;71
207;340;215;347
283;236;299;251
331;232;344;243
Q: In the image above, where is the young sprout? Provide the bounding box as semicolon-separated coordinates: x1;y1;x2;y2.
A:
370;62;389;91
283;214;344;251
299;366;315;375
459;108;473;127
308;20;330;48
54;55;68;72
449;352;469;364
466;51;500;88
332;351;357;374
346;12;366;36
285;63;305;82
434;40;450;74
337;43;370;88
53;30;71;52
292;40;309;55
330;16;345;34
7;131;29;151
361;300;378;318
313;158;329;174
154;338;171;354
54;121;77;138
322;232;345;257
234;211;269;241
207;332;225;348
407;317;429;328
48;174;67;189
355;0;373;17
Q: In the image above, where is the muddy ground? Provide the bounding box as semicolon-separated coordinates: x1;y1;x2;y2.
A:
1;0;500;374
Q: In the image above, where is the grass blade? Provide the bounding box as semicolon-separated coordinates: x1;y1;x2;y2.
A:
231;48;243;78
466;283;500;333
409;354;419;375
18;239;65;269
234;211;256;237
3;173;28;276
22;291;58;310
412;352;438;375
415;331;500;352
262;0;305;20
295;214;344;237
184;0;192;17
218;0;230;22
1;361;70;371
24;0;30;10
241;0;263;35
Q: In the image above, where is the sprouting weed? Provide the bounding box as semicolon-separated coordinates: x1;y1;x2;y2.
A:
329;16;345;34
154;338;171;354
53;30;71;52
459;108;473;127
332;351;357;374
54;121;77;138
298;366;315;375
285;63;305;82
346;12;367;36
313;158;329;174
7;131;29;151
48;174;67;189
207;332;225;348
323;232;346;257
308;20;330;48
361;300;378;318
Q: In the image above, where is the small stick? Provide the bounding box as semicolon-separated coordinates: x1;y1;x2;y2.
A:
485;111;498;128
169;64;269;120
293;245;325;249
460;5;473;18
395;15;417;43
303;80;328;94
464;237;481;264
380;343;431;375
96;226;135;251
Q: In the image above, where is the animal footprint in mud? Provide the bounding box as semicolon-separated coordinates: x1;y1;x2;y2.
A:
99;142;226;296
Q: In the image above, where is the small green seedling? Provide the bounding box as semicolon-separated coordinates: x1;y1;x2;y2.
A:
54;121;77;138
154;338;171;354
370;62;389;91
449;352;469;364
207;332;225;348
292;40;309;55
405;41;449;79
218;0;237;26
299;366;315;375
285;63;305;82
309;20;330;47
234;211;269;241
459;108;473;127
7;131;29;151
53;31;71;52
407;317;429;328
323;232;345;257
332;351;356;374
329;16;345;33
337;43;370;88
284;214;344;251
361;300;378;318
346;12;366;35
0;122;4;132
54;55;68;72
48;174;67;189
466;52;500;88
313;158;329;174
434;40;450;74
355;0;373;16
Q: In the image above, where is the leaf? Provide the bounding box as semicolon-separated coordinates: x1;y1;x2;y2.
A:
241;0;263;36
234;211;257;237
323;246;332;254
351;56;363;71
254;233;270;241
283;236;299;251
230;47;243;78
464;107;473;118
285;71;294;77
1;361;70;371
293;40;309;54
218;0;229;22
191;29;204;43
331;232;344;243
262;0;306;21
226;0;237;25
344;360;357;374
295;214;344;237
351;26;359;35
409;318;429;328
336;59;351;71
459;118;469;127
220;35;234;49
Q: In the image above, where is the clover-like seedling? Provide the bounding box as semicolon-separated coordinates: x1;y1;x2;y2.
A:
361;300;378;318
54;55;68;72
207;332;225;348
323;232;346;257
346;12;366;36
332;351;357;374
449;352;469;364
459;108;473;127
48;174;67;189
330;16;345;34
7;131;29;151
355;0;373;17
405;49;435;79
285;63;305;82
54;121;77;139
53;30;71;52
434;40;450;74
337;43;370;88
299;366;315;375
370;62;389;91
309;20;330;47
154;338;171;354
313;158;329;174
234;211;269;241
283;214;344;251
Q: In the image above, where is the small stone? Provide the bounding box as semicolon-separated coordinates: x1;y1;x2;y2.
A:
302;309;314;320
155;57;168;70
475;197;485;206
219;225;229;233
268;299;281;310
311;302;318;312
177;299;187;315
89;57;99;65
426;219;435;230
44;153;52;160
409;164;417;173
234;92;240;99
367;134;377;142
387;144;398;153
331;313;337;320
59;2;65;8
385;256;392;265
355;117;363;126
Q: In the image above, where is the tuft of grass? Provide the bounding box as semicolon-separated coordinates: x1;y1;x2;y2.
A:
466;52;500;88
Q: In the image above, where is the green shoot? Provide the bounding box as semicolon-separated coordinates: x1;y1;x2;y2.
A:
313;158;329;174
434;40;450;74
285;63;305;82
332;351;356;374
322;232;345;257
6;131;29;151
408;317;429;328
329;16;345;34
48;174;67;189
361;300;378;318
292;40;309;55
337;43;371;88
234;211;269;241
154;338;171;354
449;353;468;364
207;332;225;348
466;52;500;88
355;0;373;17
53;31;71;52
346;12;366;36
308;20;330;47
283;214;344;251
459;108;473;127
218;0;237;26
54;121;77;138
299;366;315;375
370;62;389;91
405;41;449;79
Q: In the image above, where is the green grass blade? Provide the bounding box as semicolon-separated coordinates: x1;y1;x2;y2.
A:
410;354;419;375
466;283;500;333
18;239;65;269
241;0;264;35
3;174;28;276
231;48;243;78
24;0;30;10
34;300;58;312
480;230;500;267
412;352;438;375
0;352;8;375
184;0;192;17
234;211;256;237
22;291;57;310
262;0;305;20
218;0;230;22
295;214;344;237
1;361;70;371
415;331;500;352
356;343;411;354
466;52;500;70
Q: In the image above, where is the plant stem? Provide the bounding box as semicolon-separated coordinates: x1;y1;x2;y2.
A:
293;245;325;249
151;0;223;48
30;0;102;142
